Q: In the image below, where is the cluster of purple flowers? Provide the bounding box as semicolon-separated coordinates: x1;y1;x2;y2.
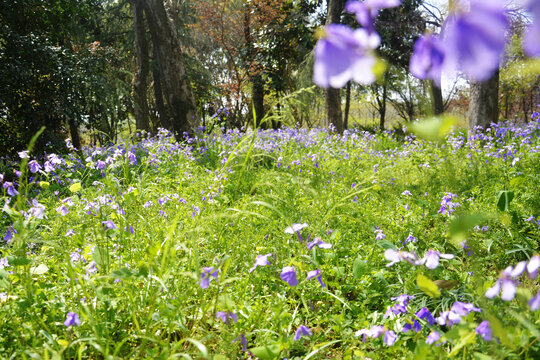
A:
437;192;460;216
385;248;454;269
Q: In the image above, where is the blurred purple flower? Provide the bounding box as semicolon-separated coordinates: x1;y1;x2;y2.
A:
485;266;519;301
233;334;247;351
307;269;326;287
426;331;440;345
374;228;386;240
529;290;540;310
441;0;509;81
285;223;308;242
476;321;492;341
313;24;380;88
421;250;454;269
436;310;462;327
384;249;422;267
384;330;397;346
200;267;219;289
404;234;417;245
307;237;332;250
403;320;421;333
451;301;481;316
410;34;445;86
64;311;81;327
294;325;312;341
216;311;238;324
391;294;414;306
101;220;117;230
280;266;298;286
523;0;540;56
527;255;540;278
249;253;272;273
345;0;401;32
4;226;16;243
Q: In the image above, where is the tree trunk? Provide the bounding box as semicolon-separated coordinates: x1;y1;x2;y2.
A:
131;0;150;133
324;0;344;132
468;70;499;129
344;81;351;130
68;117;81;149
252;73;265;127
143;0;198;137
430;80;444;115
151;60;171;130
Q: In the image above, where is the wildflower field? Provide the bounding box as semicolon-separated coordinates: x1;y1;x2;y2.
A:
1;119;540;359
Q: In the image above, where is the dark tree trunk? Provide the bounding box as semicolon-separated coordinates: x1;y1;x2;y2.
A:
252;73;265;127
344;81;351;130
430;80;444;115
469;70;499;129
376;74;388;130
151;61;171;130
131;0;150;133
324;0;344;132
68;117;81;149
143;0;198;137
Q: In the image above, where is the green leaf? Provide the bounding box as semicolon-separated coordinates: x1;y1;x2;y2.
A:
249;345;280;360
30;264;49;275
376;240;397;251
213;355;229;360
448;329;476;357
218;294;235;311
410;115;457;141
497;190;514;211
352;257;366;279
112;267;133;279
486;313;513;348
69;182;82;193
92;246;109;269
6;256;31;266
416;274;441;298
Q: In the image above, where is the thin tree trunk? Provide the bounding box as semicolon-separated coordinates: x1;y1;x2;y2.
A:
344;81;351;130
131;0;150;133
430;80;444;115
324;0;344;132
143;0;199;137
469;69;499;129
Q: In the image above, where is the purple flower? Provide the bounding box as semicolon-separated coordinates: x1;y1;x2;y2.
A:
410;34;445;86
391;294;414;306
416;307;436;326
529;290;540;310
436;310;462;327
285;223;308;242
280;266;298;286
355;325;385;341
384;303;406;318
485;266;519;301
426;331;440;345
523;0;540;56
101;220;118;230
384;249;422;267
527;255;540;278
313;24;380;88
233;334;247;351
345;0;401;31
438;192;460;216
3;182;18;197
200;267;219;289
374;228;386;240
421;250;454;269
28;160;41;173
451;301;481;316
384;330;397;346
476;321;492;341
307;269;326;288
294;325;312;341
64;312;81;327
0;257;9;269
4;226;16;243
18;150;29;159
56;205;69;216
249;253;272;273
216;311;238;324
307;237;332;250
441;0;509;81
403;320;422;333
404;234;417;244
401;190;412;196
